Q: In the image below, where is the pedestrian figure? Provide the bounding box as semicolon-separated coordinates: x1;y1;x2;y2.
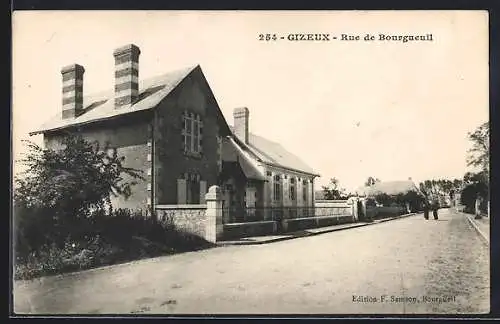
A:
423;201;429;220
432;200;439;220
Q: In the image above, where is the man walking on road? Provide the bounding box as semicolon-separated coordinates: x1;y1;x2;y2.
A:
423;200;430;220
432;200;439;220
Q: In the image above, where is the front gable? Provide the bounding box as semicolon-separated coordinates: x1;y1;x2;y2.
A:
152;66;231;204
159;66;231;138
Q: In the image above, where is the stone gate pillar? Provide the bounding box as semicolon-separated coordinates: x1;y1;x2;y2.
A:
351;197;359;222
360;198;368;221
205;185;224;243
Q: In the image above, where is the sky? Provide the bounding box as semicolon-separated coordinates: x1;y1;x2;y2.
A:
12;10;489;192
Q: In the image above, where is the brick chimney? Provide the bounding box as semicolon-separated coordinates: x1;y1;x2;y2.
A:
61;64;85;119
113;44;141;109
233;107;249;144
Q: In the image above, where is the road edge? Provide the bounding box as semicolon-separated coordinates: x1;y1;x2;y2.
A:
462;212;489;246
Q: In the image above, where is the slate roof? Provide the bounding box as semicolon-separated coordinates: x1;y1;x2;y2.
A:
224;137;267;181
30;65;199;135
355;180;422;197
31;62;318;177
229;126;319;177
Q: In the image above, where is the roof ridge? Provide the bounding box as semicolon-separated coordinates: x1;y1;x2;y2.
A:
83;64;199;101
227;125;280;145
31;65;199;135
228;125;319;176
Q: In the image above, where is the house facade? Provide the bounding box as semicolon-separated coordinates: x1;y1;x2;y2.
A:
219;107;319;221
31;44;319;218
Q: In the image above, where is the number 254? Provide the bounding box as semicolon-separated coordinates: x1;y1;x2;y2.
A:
259;34;277;41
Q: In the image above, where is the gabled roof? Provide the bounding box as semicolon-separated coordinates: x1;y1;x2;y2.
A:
31;65;199;135
355;180;421;197
229;126;319;177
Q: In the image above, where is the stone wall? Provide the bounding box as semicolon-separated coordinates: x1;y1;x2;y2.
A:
370;206;406;219
315;215;354;227
156;205;207;238
223;221;276;240
314;200;353;217
315;200;351;208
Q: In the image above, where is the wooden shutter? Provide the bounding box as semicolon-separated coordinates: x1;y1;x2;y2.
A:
199;180;207;204
177;179;187;204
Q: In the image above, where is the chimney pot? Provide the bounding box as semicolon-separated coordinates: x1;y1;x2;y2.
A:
113;44;141;109
233;107;249;144
61;64;85;119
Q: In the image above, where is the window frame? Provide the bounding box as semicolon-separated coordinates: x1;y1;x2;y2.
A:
302;181;307;202
182;110;203;155
273;175;282;202
290;178;296;201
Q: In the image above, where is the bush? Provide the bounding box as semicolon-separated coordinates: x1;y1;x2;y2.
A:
460;181;488;214
13;136;214;280
14;208;214;280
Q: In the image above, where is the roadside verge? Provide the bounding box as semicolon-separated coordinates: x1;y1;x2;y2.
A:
463;212;489;246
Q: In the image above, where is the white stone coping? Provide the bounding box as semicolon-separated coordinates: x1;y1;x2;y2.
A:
155;204;207;210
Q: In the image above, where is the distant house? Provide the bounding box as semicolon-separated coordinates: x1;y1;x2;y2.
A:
30;44;319;215
355;180;422;198
355;179;424;212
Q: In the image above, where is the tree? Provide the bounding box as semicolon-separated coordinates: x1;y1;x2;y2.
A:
365;177;381;187
418;178;458;203
460;180;488;214
14;136;144;235
461;122;489;217
322;178;347;200
466;121;489;174
461;170;489;216
374;193;393;207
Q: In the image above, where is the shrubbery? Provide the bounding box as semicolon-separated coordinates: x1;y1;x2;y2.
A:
14;136;213;280
14;208;214;280
373;190;424;212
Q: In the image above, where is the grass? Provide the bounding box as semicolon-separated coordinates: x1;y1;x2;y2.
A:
14;210;216;281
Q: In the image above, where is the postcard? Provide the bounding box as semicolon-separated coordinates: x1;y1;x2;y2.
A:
11;10;489;315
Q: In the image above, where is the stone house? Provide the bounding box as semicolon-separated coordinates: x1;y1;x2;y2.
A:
31;44;319;217
220;108;320;221
355;180;421;198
